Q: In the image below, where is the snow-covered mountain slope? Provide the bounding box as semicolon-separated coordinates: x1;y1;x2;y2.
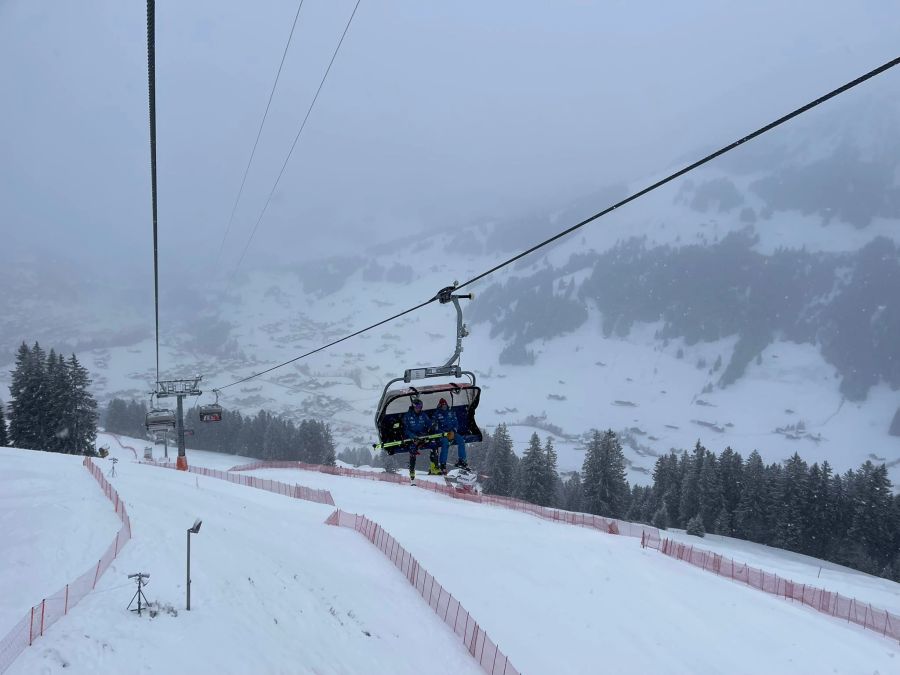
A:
4;438;898;674
2;91;899;484
0;448;122;633
1;443;480;675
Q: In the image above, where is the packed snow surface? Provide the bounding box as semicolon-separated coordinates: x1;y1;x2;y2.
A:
3;436;898;674
3;443;479;675
0;447;121;633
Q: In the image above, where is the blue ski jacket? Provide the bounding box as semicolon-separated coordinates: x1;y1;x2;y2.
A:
432;406;459;434
402;408;432;439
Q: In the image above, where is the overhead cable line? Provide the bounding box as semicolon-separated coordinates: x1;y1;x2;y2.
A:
232;0;362;275
216;0;307;265
216;296;434;390
453;56;900;292
214;55;900;392
146;0;160;384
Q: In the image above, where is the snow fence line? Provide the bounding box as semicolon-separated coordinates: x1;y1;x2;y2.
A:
643;534;900;644
106;433;138;459
141;459;335;507
325;509;521;675
0;458;132;674
229;460;660;547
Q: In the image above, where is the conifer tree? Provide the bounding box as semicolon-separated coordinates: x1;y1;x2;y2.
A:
9;342;47;449
678;441;705;525
519;433;550;505
561;473;583;512
544;436;561;507
698;450;724;531
66;354;97;455
734;450;768;542
484;424;517;497
582;429;629;518
686;514;705;537
773;453;809;552
652;501;669;530
0;399;8;447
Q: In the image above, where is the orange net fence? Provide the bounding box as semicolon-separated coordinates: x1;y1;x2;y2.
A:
230;460;660;547
325;509;521;674
644;535;900;643
143;459;335;507
0;458;132;673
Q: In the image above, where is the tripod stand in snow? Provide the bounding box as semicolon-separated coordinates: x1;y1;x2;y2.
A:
107;457;119;477
127;573;151;616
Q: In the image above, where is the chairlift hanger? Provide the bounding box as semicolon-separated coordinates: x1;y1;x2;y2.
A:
199;389;223;423
373;282;482;448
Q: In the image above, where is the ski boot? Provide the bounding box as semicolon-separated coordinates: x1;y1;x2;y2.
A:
439;463;448;475
454;459;469;471
428;462;442;476
409;469;416;485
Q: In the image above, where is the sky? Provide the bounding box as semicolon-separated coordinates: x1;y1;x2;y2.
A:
1;0;898;278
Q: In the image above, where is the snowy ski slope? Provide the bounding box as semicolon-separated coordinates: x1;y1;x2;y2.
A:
2;434;898;674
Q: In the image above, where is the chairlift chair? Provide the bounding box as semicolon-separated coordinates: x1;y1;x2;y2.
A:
198;390;223;423
374;283;482;447
145;393;176;433
145;408;176;433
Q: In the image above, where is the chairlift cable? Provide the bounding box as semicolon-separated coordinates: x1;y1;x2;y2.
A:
146;0;160;385
453;55;900;292
213;56;900;391
216;295;434;391
232;0;363;276
216;0;308;266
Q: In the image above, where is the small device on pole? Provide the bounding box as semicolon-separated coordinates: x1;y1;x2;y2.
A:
127;573;151;616
107;457;119;478
186;519;202;610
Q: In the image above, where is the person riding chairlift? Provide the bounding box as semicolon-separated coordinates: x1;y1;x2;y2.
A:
402;397;432;481
433;397;468;473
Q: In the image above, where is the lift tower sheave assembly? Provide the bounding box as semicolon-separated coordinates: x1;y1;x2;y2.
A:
154;376;202;471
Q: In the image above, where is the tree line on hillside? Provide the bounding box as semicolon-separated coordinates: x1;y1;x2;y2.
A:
3;342;98;454
456;424;900;582
103;398;336;466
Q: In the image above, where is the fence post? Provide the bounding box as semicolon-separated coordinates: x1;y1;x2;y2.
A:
65;584;69;614
93;559;101;589
115;531;120;556
29;607;34;646
40;599;45;636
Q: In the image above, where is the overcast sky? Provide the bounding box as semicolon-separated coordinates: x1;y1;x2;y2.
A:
1;0;898;278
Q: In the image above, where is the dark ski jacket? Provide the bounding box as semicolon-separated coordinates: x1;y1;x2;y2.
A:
432;406;459;434
402;407;432;439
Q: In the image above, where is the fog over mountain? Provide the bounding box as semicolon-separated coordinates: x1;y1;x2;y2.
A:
2;1;899;481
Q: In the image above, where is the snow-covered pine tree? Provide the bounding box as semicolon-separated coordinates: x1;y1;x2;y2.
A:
9;342;47;450
66;353;97;455
678;441;705;526
0;399;8;446
484;424;517;497
651;501;669;530
561;472;583;512
686;514;706;537
773;452;809;552
717;446;743;533
846;461;894;574
733;450;767;542
544;436;561;507
519;433;550;505
45;350;69;453
698;450;723;531
582;429;629;518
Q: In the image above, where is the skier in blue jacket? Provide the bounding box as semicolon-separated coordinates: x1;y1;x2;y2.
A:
402;398;433;481
433;398;467;473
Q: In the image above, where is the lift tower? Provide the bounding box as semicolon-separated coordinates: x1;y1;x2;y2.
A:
154;376;202;470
